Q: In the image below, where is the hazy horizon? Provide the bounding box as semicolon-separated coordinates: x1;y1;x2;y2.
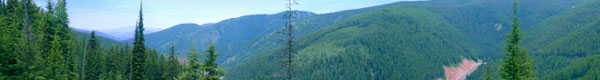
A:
34;0;425;31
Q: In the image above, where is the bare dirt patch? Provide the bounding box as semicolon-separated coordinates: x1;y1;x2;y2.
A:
443;59;482;80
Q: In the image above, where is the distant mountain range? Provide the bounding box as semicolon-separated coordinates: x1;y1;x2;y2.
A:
72;28;118;40
72;26;162;41
99;26;162;41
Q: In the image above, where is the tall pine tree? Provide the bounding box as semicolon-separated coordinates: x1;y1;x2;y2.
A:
18;0;46;79
203;44;224;80
54;0;78;79
131;0;147;79
499;0;535;80
85;31;102;79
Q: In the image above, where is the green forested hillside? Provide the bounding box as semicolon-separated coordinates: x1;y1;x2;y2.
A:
540;55;600;80
229;6;481;79
227;0;600;79
142;23;207;54
142;11;316;57
523;0;600;79
217;5;393;67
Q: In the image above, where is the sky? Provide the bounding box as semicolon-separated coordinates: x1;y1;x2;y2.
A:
34;0;423;31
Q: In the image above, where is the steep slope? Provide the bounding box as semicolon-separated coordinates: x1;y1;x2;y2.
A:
220;0;587;66
540;55;600;80
521;0;600;78
142;23;206;51
216;0;463;67
228;6;481;79
524;0;600;54
217;3;403;66
228;0;599;79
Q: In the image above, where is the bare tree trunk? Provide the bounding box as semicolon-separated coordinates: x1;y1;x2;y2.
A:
81;41;86;80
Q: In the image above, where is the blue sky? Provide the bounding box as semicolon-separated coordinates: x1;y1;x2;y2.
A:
34;0;423;31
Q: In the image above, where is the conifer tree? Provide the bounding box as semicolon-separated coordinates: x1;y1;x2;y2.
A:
85;31;102;79
186;45;202;80
203;44;224;80
54;0;77;78
499;0;535;80
483;60;492;80
131;0;147;79
281;0;298;79
42;0;58;52
0;0;54;79
0;1;22;79
165;45;180;79
18;0;46;79
107;45;120;80
144;49;162;80
0;0;14;79
45;34;67;79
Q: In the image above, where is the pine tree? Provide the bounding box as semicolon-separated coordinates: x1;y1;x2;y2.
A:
164;45;181;79
1;0;46;79
0;0;13;79
483;61;492;80
131;0;147;79
144;49;162;80
18;0;46;79
85;31;102;79
54;0;78;79
499;0;535;80
118;45;131;80
157;53;167;80
42;0;58;52
186;45;202;80
0;1;22;79
157;51;166;80
45;34;67;79
99;48;109;79
203;44;224;80
281;0;297;79
107;45;119;80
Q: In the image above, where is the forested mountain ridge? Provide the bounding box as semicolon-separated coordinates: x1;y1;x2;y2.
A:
226;0;600;79
141;11;316;57
141;23;207;53
524;0;600;79
228;6;481;79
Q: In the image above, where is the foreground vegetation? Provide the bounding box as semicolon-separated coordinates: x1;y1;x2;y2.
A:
0;0;224;80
